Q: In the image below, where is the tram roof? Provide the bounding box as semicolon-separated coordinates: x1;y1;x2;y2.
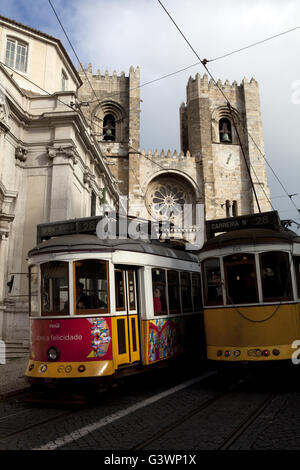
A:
201;227;300;251
28;234;199;263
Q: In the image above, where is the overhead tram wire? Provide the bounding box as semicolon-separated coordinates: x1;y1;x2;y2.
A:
84;23;300;105
46;0;189;177
157;0;300;218
208;25;300;63
47;0;123;126
47;0;297;216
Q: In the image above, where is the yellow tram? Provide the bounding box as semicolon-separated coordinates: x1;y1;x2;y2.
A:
25;216;204;384
198;211;300;363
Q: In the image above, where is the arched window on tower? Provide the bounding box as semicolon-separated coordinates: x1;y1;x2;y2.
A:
219;118;232;143
102;114;116;141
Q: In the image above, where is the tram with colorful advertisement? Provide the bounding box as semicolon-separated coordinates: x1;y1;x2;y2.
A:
198;211;300;363
25;216;204;385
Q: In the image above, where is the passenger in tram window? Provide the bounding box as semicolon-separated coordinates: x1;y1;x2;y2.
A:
76;282;90;309
262;267;281;299
153;287;162;313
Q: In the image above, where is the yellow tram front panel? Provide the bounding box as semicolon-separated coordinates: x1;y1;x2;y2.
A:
204;303;300;361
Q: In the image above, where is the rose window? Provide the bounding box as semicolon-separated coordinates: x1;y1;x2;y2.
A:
146;178;194;220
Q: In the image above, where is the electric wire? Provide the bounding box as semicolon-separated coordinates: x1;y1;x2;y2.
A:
157;0;299;219
47;0;298;220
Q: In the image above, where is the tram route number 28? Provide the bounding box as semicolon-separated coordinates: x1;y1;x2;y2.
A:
291;340;300;365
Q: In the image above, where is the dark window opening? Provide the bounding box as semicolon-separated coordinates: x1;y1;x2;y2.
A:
260;252;292;301
131;318;137;352
128;270;136;311
219;118;232;143
181;272;193;312
203;258;223;305
226;200;231;217
91;191;96;216
167;270;181;314
117;318;126;354
224;253;258;304
103;114;116;141
75;260;109;313
232;200;238;217
192;273;202;310
115;270;125;310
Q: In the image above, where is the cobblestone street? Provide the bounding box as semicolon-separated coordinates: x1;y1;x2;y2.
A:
0;364;300;452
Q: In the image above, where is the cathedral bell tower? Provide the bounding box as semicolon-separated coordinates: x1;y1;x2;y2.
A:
78;64;141;197
180;74;270;219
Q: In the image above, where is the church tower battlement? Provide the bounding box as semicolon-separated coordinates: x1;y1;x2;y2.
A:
180;73;270;219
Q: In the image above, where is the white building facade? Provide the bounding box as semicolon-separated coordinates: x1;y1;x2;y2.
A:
0;15;120;358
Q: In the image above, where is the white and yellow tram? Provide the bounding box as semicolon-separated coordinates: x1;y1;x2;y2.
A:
25;219;204;384
199;213;300;363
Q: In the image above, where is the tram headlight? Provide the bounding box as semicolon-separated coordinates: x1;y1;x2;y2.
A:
47;346;60;361
272;349;280;356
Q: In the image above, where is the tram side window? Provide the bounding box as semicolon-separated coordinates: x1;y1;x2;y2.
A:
203;258;223;305
128;270;136;310
75;260;109;313
167;270;181;314
41;262;69;316
115;269;125;310
260;252;292;301
294;257;300;298
29;265;39;316
192;273;202;311
152;269;167;315
224;254;258;304
181;272;193;312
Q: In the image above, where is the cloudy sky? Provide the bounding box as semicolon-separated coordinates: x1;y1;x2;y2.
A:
1;0;300;229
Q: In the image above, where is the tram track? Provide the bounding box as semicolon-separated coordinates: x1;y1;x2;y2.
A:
0;369;278;450
217;393;275;450
131;371;275;451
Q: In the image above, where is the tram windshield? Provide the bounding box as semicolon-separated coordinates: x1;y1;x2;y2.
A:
294;257;300;298
203;258;223;305
224;253;258;305
75;260;109;313
41;261;69;316
260;251;292;301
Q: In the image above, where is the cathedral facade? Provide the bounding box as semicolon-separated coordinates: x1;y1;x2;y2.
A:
78;65;270;231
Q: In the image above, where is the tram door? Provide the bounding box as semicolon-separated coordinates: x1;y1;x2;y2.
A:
114;268;140;368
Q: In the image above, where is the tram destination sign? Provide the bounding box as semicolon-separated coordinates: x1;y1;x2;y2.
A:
206;211;281;239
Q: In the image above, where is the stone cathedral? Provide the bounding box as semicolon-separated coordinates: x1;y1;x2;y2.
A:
78;65;270;227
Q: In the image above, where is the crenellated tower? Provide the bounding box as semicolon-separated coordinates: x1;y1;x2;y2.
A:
180;74;270;219
78;64;140;196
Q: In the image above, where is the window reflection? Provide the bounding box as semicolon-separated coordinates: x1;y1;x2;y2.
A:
224;254;258;304
152;269;167;315
41;262;69;316
167;271;181;314
261;252;292;301
203;258;223;305
75;260;109;313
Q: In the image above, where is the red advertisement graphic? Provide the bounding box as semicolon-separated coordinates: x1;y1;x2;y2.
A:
30;317;112;362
